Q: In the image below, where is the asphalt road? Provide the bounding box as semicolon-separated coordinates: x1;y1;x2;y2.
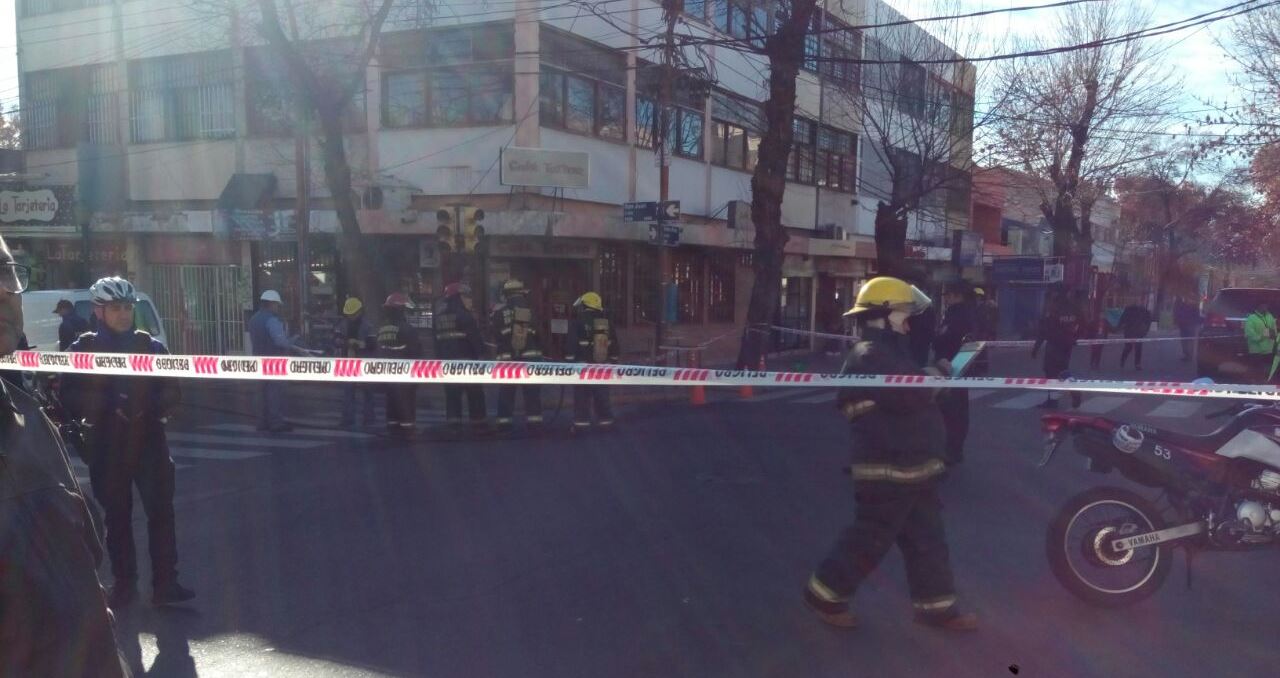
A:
97;336;1280;677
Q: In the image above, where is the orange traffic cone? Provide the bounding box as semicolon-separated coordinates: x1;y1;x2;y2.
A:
739;355;765;399
691;384;707;406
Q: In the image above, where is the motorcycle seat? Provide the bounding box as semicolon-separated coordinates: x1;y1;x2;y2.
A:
1148;417;1247;452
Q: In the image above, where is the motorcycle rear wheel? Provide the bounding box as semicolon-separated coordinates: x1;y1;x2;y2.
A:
1046;486;1172;608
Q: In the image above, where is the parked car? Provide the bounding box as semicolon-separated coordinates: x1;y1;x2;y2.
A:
20;289;168;352
1196;287;1280;382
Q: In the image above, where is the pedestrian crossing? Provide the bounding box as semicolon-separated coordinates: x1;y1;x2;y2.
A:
740;387;1225;420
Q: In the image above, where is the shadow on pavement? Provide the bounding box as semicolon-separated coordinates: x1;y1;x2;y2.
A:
115;606;199;678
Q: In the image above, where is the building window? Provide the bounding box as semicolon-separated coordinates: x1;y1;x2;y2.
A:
712;0;769;44
129;51;235;143
710;92;762;171
804;12;822;72
684;0;707;22
636;96;703;159
816;127;857;192
246;45;365;136
819;16;860;89
898;58;928;119
672;249;705;323
540;29;627;142
599;244;627;327
787;117;816;184
22;64;121;150
708;253;736;323
381;23;514;129
19;0;110;17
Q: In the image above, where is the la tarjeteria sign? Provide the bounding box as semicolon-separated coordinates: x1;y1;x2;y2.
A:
0;186;76;226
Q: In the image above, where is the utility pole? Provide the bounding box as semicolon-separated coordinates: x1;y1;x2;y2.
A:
655;0;678;357
286;2;310;338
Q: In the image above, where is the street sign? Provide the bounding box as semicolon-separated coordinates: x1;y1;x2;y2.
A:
624;200;681;224
624;201;657;223
648;223;682;247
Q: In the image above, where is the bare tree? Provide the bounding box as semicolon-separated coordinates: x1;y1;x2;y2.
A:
1221;3;1280;142
990;1;1178;272
0;110;19;150
845;0;989;277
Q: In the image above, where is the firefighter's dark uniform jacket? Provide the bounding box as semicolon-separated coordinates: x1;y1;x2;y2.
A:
490;295;543;361
566;308;620;364
376;316;422;360
433;297;484;360
836;326;947;484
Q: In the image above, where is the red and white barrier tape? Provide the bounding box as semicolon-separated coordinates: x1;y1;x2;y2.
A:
1;350;1276;400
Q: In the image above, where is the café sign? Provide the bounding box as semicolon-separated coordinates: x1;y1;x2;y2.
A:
500;147;590;189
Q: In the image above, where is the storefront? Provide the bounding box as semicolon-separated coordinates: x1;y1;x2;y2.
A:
0;185;110;289
487;237;595;359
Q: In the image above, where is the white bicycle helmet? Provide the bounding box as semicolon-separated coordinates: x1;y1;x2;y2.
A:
89;276;138;305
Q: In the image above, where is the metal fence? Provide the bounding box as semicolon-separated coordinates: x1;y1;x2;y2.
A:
150;264;245;355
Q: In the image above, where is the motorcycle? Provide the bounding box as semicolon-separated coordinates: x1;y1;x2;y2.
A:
1039;399;1280;607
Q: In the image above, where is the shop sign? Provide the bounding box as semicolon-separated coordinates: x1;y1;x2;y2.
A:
906;244;952;261
991;257;1046;283
487;237;595;260
951;230;984;267
42;239;127;264
499;147;590;189
0;186;75;226
224;210;295;240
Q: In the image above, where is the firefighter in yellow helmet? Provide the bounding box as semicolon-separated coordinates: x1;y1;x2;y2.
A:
566;291;619;432
490;279;544;434
804;277;978;632
336;297;376;428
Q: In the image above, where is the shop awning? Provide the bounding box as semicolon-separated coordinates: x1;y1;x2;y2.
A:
218;173;277;211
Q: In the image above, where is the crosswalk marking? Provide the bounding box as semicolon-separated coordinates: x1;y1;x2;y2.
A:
168;446;266;461
993;392;1051;409
796;391;836;404
1148;400;1202;418
969;389;997;401
167;432;319;449
207;423;375;440
1075;396;1130;414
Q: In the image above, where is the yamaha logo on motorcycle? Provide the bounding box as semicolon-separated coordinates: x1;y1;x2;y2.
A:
1039;401;1280;608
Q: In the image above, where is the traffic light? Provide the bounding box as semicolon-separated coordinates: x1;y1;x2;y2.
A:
462;206;485;253
436;208;454;253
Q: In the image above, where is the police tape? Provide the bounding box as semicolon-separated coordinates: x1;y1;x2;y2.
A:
1;349;1277;401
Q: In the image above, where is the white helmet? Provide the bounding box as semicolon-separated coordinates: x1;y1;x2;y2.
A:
260;290;283;304
89;276;137;305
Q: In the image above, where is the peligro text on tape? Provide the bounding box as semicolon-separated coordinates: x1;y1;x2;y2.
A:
1;350;1278;401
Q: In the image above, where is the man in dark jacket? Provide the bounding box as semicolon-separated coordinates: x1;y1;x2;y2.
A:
490;279;544;434
1032;290;1082;408
1174;297;1201;362
0;239;128;676
62;277;194;609
933;283;974;465
566;292;620;432
433;283;487;432
805;277;977;632
336;297;377;428
1118;303;1153;370
55;298;90;351
377;293;423;438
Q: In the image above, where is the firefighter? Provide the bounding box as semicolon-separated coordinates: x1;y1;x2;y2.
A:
805;276;978;632
566;292;619;432
376;293;423;439
433;282;487;432
491;279;544;434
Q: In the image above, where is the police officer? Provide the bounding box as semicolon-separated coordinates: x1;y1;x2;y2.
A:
566;292;619;432
433;283;487;433
0;239;127;676
376;293;423;438
491;279;544;434
1031;289;1082;408
61;277;195;609
55;298;90;351
805;277;978;632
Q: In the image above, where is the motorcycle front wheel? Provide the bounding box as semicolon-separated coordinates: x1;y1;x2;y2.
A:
1046;486;1173;608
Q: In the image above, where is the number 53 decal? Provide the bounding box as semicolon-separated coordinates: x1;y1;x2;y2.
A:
1153;445;1172;460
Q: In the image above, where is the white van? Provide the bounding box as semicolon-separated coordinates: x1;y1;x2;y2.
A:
20;289;169;351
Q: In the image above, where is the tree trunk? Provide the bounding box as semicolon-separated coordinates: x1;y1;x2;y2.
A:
316;106;386;323
873;201;909;277
735;0;819;370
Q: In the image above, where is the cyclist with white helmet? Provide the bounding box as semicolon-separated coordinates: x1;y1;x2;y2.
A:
61;276;195;608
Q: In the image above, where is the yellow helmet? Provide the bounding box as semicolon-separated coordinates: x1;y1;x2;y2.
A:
575;292;603;311
974;287;986;297
342;297;363;316
844;277;931;317
502;279;527;296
